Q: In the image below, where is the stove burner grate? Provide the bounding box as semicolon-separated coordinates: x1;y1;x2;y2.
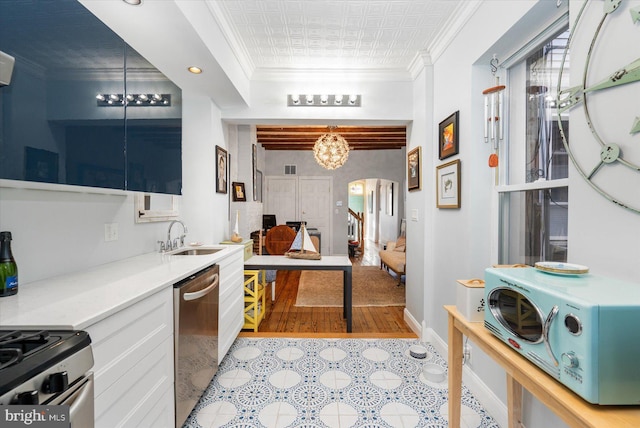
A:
0;330;61;370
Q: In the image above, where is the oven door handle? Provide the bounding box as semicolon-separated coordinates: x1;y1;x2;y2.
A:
66;373;94;427
183;273;219;301
543;305;560;367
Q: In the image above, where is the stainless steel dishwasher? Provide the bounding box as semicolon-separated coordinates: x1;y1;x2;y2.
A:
173;264;219;427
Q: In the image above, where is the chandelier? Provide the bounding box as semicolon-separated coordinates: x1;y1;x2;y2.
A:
313;131;350;170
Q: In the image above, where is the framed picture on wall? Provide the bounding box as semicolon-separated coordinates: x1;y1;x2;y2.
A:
439;111;459;160
407;146;421;191
232;182;246;202
216;145;228;194
436;159;461;208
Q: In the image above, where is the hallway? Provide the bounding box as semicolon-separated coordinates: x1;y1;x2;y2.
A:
251;239;414;336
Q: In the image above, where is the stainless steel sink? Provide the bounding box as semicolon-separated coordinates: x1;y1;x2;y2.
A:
170;248;221;256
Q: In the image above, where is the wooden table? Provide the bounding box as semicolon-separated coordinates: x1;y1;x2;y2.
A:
245;255;353;332
445;305;640;428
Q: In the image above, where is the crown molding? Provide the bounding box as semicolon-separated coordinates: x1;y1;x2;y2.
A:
408;50;433;80
203;0;255;80
427;0;482;63
251;67;414;83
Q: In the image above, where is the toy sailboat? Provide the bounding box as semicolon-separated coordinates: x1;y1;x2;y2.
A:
285;223;320;260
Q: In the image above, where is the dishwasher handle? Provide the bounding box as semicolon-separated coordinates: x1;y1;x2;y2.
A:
183;273;218;301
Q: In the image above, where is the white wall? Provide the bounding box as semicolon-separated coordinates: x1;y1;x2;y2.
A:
0;185;167;284
181;93;230;245
229;124;263;239
565;0;640;281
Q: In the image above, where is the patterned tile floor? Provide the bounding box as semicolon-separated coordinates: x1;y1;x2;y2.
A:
183;337;498;428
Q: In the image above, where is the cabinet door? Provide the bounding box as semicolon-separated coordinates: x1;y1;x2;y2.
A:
0;0;182;194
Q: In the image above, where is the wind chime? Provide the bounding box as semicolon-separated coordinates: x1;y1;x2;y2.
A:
483;55;506;182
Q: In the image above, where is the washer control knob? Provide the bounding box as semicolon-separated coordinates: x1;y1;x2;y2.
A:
561;352;579;368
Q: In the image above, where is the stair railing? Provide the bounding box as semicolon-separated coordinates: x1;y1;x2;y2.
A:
348;208;365;252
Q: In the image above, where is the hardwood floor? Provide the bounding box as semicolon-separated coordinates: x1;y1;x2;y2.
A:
244;239;416;337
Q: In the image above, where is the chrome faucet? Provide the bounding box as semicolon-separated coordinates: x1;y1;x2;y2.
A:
164;220;188;251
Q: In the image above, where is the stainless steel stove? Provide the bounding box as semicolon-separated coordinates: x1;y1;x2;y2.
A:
0;330;94;427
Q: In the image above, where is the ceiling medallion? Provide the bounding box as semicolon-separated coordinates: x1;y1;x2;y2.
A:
313;131;350;170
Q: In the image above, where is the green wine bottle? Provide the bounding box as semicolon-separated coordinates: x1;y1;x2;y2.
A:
0;231;18;297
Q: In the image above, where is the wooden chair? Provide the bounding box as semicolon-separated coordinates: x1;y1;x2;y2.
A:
265;225;296;255
263;225;296;301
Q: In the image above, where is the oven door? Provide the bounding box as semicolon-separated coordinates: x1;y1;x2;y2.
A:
49;372;94;428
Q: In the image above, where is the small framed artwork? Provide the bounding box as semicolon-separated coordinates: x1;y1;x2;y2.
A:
232;181;246;201
407;146;421;191
436;159;461;209
216;145;228;194
439;111;459;160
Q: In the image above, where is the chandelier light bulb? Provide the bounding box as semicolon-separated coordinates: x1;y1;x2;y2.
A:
320;94;329;104
348;94;358;105
306;94;314;104
334;94;343;105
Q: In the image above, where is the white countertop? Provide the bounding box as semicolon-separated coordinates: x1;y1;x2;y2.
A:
0;245;243;330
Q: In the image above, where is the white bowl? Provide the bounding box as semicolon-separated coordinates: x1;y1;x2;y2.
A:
423;363;446;383
409;344;428;359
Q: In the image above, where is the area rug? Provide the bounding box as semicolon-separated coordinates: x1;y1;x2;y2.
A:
295;265;405;307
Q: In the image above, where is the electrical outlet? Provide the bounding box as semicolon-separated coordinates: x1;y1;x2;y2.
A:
104;223;118;242
463;344;472;365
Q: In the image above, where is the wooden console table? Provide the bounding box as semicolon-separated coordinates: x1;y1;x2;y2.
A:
245;255;353;332
445;305;640;427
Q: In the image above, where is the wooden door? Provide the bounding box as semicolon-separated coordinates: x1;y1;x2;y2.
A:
265;177;297;226
299;177;332;255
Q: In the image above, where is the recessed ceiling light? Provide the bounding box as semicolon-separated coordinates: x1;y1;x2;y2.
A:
188;66;203;74
122;0;142;5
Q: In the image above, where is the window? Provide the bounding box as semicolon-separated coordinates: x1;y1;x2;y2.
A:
498;25;570;265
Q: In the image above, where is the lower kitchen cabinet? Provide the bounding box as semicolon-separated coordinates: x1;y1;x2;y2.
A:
217;247;244;363
86;287;174;428
83;246;243;428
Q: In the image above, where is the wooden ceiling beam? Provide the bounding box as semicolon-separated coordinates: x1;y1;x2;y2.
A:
255;125;407;150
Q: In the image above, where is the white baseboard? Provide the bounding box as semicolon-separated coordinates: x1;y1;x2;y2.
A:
403;308;421;337
427;328;508;428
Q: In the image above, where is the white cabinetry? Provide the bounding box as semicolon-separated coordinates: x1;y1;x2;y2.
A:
218;247;244;363
87;287;174;428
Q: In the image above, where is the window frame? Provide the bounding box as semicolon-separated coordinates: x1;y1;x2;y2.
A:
494;15;570;265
